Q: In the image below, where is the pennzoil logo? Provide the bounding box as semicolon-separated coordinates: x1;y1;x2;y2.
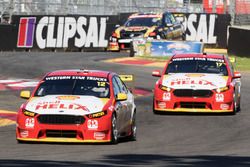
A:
56;96;80;100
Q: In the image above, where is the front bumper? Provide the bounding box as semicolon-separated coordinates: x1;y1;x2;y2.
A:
16;114;112;143
153;89;234;113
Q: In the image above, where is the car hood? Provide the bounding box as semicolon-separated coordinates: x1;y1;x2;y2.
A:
162;73;229;90
25;95;109;115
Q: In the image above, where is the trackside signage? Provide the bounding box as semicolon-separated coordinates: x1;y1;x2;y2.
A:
16;16;111;49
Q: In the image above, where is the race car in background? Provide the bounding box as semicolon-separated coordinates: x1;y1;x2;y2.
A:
152;53;241;114
16;69;136;144
107;12;184;51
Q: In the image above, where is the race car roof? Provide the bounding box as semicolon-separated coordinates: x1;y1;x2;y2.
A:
129;13;162;19
172;53;225;59
45;69;113;78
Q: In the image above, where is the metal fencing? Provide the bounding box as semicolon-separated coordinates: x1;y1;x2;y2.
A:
0;0;249;25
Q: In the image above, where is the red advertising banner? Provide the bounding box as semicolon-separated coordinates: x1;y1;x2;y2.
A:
236;0;250;14
203;0;226;14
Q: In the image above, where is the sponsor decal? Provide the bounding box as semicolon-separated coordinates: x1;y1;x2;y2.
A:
20;130;29;138
87;120;98;130
170;78;215;86
185;74;205;77
88;111;106;119
25;118;35;128
17;16;108;49
220;104;229;110
94;132;105;140
163;92;171;101
35;101;89;112
216;94;224;102
17;17;36;48
175;14;217;44
45;76;107;81
172;57;224;62
158;101;166;109
56;96;80;100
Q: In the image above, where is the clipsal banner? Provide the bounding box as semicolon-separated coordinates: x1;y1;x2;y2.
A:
174;13;230;46
16;16;109;49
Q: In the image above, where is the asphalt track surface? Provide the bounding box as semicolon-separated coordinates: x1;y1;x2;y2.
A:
1;52;250;167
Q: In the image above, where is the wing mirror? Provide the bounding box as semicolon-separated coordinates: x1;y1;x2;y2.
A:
152;70;161;77
20;90;31;99
116;93;127;101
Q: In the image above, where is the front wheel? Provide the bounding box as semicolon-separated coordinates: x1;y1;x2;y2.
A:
232;93;238;115
111;114;118;144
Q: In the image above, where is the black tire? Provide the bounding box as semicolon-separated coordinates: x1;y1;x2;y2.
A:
128;112;137;141
232;93;237;115
237;95;241;112
111;114;118;144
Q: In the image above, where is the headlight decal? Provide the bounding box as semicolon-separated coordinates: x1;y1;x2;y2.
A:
215;86;229;93
159;84;171;92
87;111;107;119
22;109;37;117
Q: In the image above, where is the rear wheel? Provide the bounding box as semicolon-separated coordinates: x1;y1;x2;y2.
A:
111;114;118;144
128;112;137;141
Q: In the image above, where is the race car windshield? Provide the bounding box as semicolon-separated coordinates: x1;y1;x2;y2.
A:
124;17;161;27
165;59;228;76
34;76;110;98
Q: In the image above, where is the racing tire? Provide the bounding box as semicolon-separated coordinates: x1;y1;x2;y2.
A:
111;114;118;144
232;93;238;115
128;112;137;141
237;96;241;112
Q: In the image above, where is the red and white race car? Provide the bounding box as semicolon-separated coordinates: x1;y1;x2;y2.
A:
16;69;136;144
152;53;241;114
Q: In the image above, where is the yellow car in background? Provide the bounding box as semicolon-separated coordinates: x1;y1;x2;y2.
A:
108;12;184;51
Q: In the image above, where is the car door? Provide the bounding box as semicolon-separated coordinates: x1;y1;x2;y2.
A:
113;76;132;132
112;76;127;134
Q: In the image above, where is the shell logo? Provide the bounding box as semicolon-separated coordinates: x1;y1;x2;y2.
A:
185;74;205;78
56;96;80;100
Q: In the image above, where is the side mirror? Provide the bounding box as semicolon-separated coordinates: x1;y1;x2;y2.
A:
20;90;31;99
116;93;127;101
233;71;241;79
152;70;161;77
